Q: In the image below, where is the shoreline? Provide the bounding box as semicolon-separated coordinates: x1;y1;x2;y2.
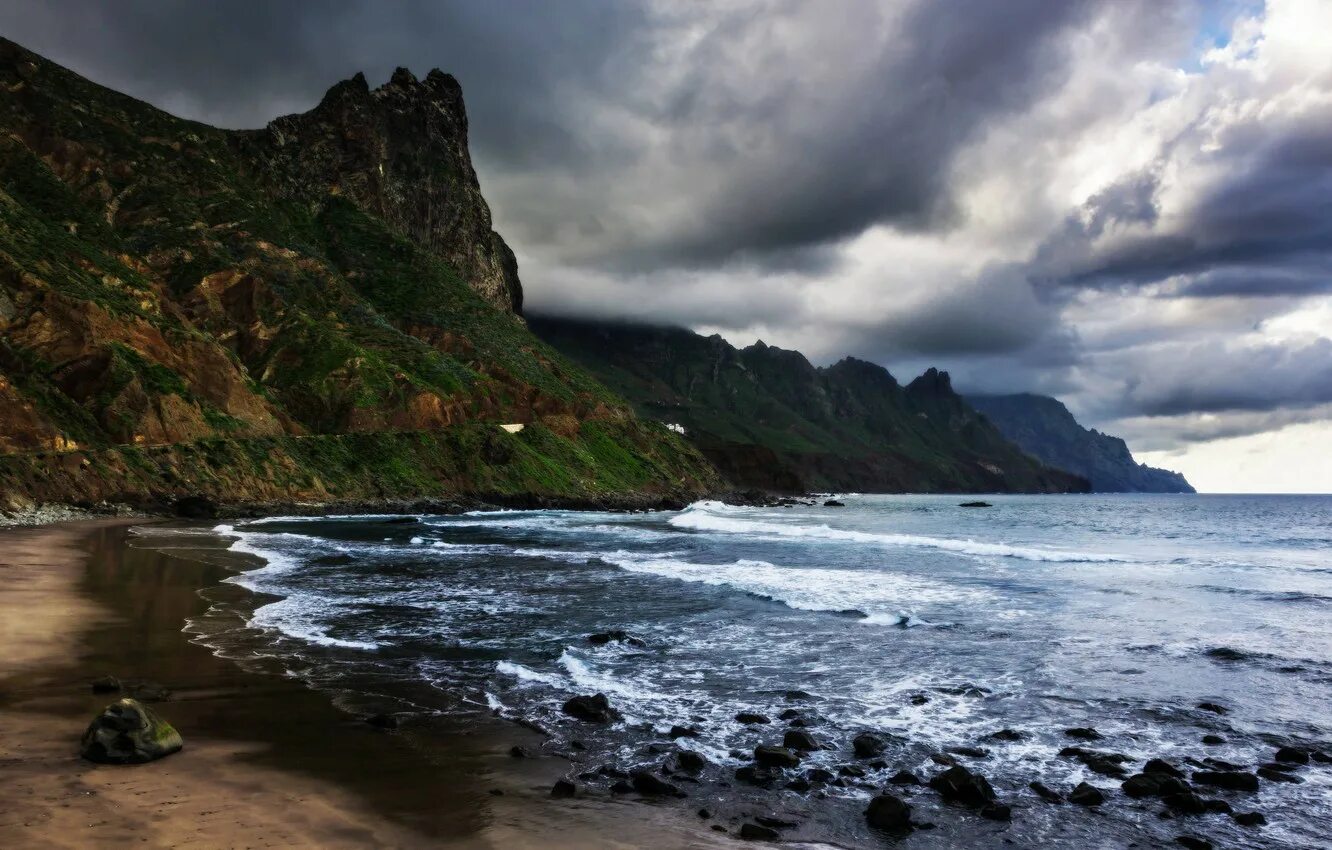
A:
0;519;731;849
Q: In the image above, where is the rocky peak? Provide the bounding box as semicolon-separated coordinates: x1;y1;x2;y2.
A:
907;367;953;396
235;67;522;314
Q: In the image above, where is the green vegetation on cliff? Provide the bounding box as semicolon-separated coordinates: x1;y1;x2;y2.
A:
0;38;717;509
530;317;1088;494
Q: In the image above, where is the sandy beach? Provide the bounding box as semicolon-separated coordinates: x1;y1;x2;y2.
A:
0;521;730;850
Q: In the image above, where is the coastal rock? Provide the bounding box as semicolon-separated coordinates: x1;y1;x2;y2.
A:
1197;701;1228;714
1176;837;1212;850
1030;781;1063;803
1192;770;1259;792
928;765;998;809
1257;767;1302;784
80;698;183;764
588;630;647;648
1274;746;1309;765
824;499;845;507
754;745;802;769
736;712;771;725
1201;735;1225;745
1060;747;1131;778
675;751;708;774
853;732;888;758
958;501;992;508
782;730;820;751
948;746;989;758
739;823;779;840
864;793;913;833
90;675;120;693
668;724;701;739
1163;792;1208;815
1233;811;1267;826
1122;772;1190;798
631;769;682;797
550;779;577;798
562;693;619;723
980;803;1012;821
1064;727;1101;741
989;728;1026;742
1069;782;1104;806
1144;758;1185;778
889;770;921;786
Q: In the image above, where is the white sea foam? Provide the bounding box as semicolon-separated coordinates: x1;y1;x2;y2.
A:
249;596;380;650
598;550;990;615
496;660;565;688
669;501;1128;563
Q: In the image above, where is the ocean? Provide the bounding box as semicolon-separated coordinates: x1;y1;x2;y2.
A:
147;494;1332;848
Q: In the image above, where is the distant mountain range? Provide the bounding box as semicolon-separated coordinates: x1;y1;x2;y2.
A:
530;317;1089;494
966;394;1194;493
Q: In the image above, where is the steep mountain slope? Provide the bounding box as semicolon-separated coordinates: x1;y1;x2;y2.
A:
530;316;1088;494
967;393;1194;493
0;38;718;511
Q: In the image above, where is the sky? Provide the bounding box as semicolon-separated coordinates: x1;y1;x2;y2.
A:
2;0;1329;492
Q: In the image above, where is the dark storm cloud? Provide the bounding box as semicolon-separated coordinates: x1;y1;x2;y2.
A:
1037;116;1332;297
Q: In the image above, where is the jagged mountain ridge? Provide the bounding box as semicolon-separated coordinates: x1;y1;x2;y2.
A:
0;38;718;510
530;316;1089;494
966;393;1194;493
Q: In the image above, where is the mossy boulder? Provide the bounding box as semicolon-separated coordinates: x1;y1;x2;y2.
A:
80;698;183;764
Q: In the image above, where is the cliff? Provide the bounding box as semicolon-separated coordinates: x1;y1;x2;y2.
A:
966;393;1194;493
529;316;1089;494
0;38;718;511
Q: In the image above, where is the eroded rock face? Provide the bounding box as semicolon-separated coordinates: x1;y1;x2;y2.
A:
80;698;183;764
235;68;522;314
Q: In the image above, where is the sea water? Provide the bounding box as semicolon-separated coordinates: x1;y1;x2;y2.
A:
159;495;1332;848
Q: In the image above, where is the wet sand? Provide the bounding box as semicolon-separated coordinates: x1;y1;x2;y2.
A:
0;521;732;849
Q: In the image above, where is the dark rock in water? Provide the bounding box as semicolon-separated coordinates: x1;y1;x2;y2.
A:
1201;735;1225;745
711;824;727;833
675;751;708;774
736;766;780;787
384;516;419;524
124;680;172;702
756;815;798;829
739;823;779;840
824;499;846;507
989;728;1026;742
930;753;959;767
754;745;802;768
610;780;633;794
570;740;586;751
736;711;771;725
958;501;993;508
928;765;998;808
1199;756;1243;771
889;770;921;786
1203;798;1232;814
597;764;630;779
865;793;913;833
786;717;813;728
1069;782;1105;806
1312;751;1332;764
90;675;121;694
1060;747;1131;778
312;553;356;565
779;708;802;721
551;779;577;798
80;698;183;764
631;769;682;796
949;746;989;758
697;808;712;819
1233;811;1267;827
668;724;701;739
587;629;648;648
780;690;815;701
806;767;836;784
508;745;531;758
1205;646;1246;661
1175;837;1212;850
838;764;866;778
910;694;930;705
783;730;820;751
1030;781;1063;803
365;713;398;729
1257;767;1303;784
1274;746;1309;765
1260;761;1296;772
1196;702;1228;715
1144;759;1186;778
1163;792;1208;815
1064;727;1101;740
980;802;1012;821
562;693;619;723
854;732;888;758
1123;772;1190;798
786;777;812;793
1192;770;1258;792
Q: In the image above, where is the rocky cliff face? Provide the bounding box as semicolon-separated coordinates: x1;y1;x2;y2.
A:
966;393;1195;493
234;67;521;314
0;38;717;510
530;316;1089;494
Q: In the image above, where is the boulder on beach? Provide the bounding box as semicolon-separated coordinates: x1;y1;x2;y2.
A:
864;793;913;833
782;729;820;751
853;732;888;758
1192;770;1259;792
1274;746;1309;765
1030;781;1063;803
562;693;619;723
736;711;770;725
80;698;183;764
928;764;998;809
631;769;682;796
1069;782;1104;806
90;675;120;694
754;745;802;768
